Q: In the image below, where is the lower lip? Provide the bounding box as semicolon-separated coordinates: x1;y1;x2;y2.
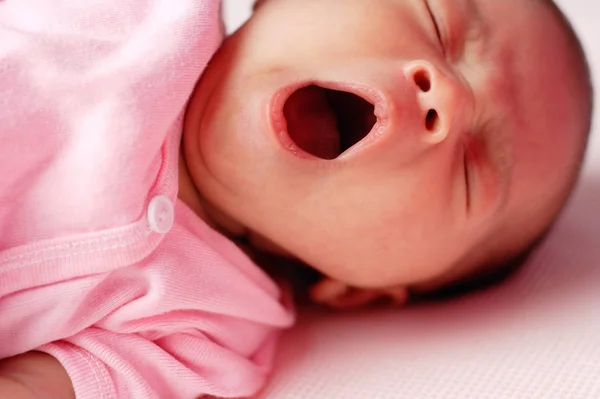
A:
269;81;388;160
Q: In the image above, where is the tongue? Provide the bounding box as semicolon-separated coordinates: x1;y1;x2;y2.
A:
283;86;341;159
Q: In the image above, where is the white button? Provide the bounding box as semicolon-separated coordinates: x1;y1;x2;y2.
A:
147;195;174;234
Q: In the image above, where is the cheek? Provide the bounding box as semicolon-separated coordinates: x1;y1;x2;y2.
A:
327;182;471;285
314;225;470;288
286;182;455;285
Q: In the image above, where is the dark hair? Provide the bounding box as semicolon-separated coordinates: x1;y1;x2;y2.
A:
413;0;594;302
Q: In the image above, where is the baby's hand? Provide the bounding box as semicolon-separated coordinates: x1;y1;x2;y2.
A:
310;278;408;310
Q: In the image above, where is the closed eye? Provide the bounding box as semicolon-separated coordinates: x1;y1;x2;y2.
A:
425;0;444;51
463;148;471;212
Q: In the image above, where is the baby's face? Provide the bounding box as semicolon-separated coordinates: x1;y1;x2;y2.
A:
184;0;587;288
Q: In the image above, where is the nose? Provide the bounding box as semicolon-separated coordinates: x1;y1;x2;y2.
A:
404;61;472;144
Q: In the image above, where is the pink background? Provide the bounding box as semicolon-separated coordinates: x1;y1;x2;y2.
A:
224;1;600;398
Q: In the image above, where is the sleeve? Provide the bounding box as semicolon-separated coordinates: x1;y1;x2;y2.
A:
0;0;280;398
40;328;284;399
0;230;294;399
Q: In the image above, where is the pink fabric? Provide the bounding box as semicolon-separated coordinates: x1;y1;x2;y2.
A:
0;1;294;398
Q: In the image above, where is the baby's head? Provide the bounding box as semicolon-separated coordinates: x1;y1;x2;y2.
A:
183;0;593;294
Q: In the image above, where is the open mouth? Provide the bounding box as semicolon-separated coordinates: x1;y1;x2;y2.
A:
282;85;378;160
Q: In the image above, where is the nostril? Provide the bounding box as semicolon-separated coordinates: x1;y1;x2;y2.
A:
413;69;431;92
425;109;440;132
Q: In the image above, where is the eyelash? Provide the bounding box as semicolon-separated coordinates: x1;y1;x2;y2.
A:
463;148;471;211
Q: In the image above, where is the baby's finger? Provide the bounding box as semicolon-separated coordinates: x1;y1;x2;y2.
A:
383;286;409;306
309;278;349;304
326;288;383;309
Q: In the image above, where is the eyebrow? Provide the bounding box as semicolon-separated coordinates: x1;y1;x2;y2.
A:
463;0;479;18
466;0;514;200
434;0;488;62
464;0;489;50
483;117;514;198
485;54;521;204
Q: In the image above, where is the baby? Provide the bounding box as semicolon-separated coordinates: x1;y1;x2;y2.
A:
0;0;593;398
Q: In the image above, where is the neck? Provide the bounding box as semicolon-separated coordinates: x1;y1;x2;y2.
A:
178;150;316;287
177;154;213;225
178;150;251;237
178;149;299;262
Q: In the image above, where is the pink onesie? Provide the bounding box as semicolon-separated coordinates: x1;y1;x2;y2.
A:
0;1;294;398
